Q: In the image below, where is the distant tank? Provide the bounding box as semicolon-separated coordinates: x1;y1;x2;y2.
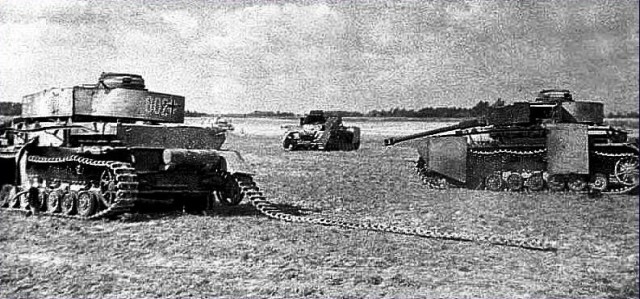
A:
282;110;361;151
384;90;639;194
0;72;253;219
213;117;234;131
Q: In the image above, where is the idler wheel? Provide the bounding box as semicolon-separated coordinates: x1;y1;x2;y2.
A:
589;173;608;192
61;191;77;215
547;174;566;192
567;175;588;192
77;191;98;217
485;173;504;191
614;157;639;186
506;173;524;191
0;184;15;207
46;190;63;213
526;173;545;191
214;173;244;206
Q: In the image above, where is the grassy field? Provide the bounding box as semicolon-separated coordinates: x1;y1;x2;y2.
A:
0;133;638;298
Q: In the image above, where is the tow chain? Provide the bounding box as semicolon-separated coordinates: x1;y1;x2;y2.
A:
235;176;557;251
2;155;138;220
1;154;557;251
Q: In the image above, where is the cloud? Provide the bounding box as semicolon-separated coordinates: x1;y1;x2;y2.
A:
0;0;637;114
0;0;87;20
158;10;199;38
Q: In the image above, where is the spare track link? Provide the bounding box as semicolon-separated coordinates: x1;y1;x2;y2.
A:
413;147;638;194
2;155;138;220
235;175;556;251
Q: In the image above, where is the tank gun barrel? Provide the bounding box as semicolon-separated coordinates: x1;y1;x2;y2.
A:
383;118;485;146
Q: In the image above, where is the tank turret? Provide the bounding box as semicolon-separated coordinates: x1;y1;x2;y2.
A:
487;89;604;126
384;90;638;194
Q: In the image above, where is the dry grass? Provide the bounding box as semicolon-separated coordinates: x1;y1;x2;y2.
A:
1;133;638;298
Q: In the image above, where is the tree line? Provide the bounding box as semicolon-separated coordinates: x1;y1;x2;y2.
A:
0;102;21;115
365;101;493;118
2;102;638;119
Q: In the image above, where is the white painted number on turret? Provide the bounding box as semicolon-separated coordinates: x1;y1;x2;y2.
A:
145;97;179;117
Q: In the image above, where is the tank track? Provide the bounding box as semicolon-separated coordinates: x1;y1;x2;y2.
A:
1;155;138;220
414;158;464;189
591;148;639;194
235;176;556;251
413;147;639;194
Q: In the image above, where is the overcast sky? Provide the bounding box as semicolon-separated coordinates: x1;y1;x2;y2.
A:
0;0;638;114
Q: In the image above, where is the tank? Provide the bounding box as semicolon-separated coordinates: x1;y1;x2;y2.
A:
0;72;253;219
213;117;234;131
384;89;639;194
282;110;361;151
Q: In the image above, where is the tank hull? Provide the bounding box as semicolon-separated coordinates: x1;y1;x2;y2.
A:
386;90;638;194
0;73;252;219
414;124;638;194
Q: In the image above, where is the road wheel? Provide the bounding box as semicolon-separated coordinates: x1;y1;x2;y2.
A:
526;173;545;191
47;190;63;213
547;174;566;192
21;188;37;209
567;175;588;192
485;174;504;191
0;184;14;207
589;173;608;192
35;190;47;211
61;191;77;215
77;191;98;217
506;173;524;191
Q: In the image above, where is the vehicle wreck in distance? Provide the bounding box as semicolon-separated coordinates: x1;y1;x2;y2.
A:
282;110;361;151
